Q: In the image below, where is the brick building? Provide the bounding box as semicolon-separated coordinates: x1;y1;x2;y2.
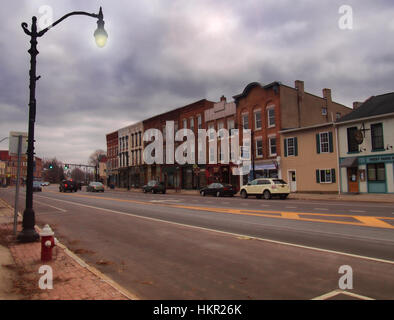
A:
233;80;352;186
105;131;119;186
204;96;238;187
143;99;214;189
0;150;42;185
117;122;144;188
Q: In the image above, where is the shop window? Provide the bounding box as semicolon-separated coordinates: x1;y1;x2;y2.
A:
367;163;385;181
371;123;384;151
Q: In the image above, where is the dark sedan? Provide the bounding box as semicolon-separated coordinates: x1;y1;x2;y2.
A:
200;183;236;197
33;181;42;192
142;180;166;194
59;180;78;192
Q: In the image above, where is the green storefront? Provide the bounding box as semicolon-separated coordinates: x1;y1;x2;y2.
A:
358;153;394;194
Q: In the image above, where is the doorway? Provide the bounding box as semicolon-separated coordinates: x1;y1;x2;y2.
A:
347;167;359;193
288;170;297;192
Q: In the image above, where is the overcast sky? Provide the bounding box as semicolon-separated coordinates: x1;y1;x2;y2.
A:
0;0;393;164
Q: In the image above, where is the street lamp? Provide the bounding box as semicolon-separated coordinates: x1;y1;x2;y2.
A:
18;8;108;243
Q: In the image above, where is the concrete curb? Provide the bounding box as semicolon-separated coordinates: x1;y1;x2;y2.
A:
1;198;138;300
35;224;139;300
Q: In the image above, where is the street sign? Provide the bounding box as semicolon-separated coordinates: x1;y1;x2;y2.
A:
9;131;28;155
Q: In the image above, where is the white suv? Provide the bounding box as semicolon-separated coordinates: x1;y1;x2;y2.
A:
240;178;290;200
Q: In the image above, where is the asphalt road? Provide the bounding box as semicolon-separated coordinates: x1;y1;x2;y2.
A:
1;185;393;299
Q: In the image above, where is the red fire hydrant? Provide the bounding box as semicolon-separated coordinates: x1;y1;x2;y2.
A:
40;224;56;262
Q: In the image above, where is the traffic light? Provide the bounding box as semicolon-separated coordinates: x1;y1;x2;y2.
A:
64;164;69;170
49;164;53;169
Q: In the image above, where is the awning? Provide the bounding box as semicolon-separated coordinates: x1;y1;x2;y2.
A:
340;157;358;168
254;163;276;170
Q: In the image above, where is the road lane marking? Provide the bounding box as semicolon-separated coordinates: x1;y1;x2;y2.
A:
149;200;181;203
42;191;394;230
311;289;374;300
33;200;67;212
33;194;394;265
354;216;393;229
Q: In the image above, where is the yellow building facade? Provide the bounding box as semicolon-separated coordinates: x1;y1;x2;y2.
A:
280;123;339;193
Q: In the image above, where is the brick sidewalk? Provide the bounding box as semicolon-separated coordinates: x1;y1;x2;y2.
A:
0;199;134;300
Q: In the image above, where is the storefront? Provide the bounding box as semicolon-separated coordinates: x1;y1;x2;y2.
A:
254;162;278;179
340;154;394;194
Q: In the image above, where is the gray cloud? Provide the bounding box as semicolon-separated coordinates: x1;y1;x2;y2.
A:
0;0;393;163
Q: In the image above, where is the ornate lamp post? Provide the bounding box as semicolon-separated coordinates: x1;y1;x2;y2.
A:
18;8;108;242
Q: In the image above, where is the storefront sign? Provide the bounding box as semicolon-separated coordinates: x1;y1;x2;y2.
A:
358;154;394;164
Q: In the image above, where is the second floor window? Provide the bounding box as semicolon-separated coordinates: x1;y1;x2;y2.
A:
254;111;262;130
228;119;235;136
284;137;298;156
197;115;202;129
371;123;384;151
267;107;275;127
242;114;249;129
256;138;263;157
347;127;358;153
320;132;329;153
269;137;277;156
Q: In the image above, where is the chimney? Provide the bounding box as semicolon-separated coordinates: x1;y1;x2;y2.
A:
323;88;332;102
353;101;363;109
220;95;226;102
295;80;304;127
295;80;304;93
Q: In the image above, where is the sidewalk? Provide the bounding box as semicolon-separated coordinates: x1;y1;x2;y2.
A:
0;198;135;300
108;187;394;203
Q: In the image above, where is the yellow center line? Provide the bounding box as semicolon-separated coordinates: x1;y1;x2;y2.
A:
45;191;394;229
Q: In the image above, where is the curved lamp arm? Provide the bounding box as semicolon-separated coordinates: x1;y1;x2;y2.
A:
21;7;107;47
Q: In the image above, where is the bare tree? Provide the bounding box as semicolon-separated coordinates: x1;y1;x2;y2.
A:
88;149;106;181
71;167;85;182
42;158;64;183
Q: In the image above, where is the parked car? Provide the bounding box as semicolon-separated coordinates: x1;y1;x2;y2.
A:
59;180;78;192
142;180;166;194
41;181;50;186
240;178;290;199
87;182;105;192
200;183;236;197
33;181;42;192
